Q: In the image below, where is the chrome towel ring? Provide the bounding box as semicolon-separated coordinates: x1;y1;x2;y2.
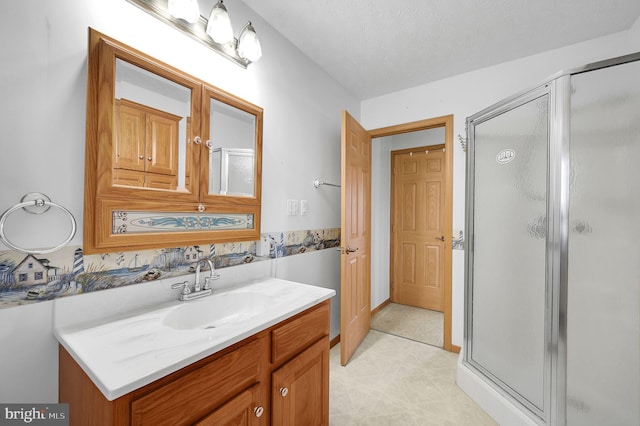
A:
0;192;77;255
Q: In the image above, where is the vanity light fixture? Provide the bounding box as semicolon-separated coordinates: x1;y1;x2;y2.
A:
126;0;262;68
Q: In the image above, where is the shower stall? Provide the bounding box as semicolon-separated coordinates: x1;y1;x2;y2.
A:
462;53;640;425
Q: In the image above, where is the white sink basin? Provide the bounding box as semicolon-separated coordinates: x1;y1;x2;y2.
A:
162;291;273;330
54;278;335;401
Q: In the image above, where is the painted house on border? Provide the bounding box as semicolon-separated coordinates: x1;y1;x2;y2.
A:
183;246;203;263
12;255;59;287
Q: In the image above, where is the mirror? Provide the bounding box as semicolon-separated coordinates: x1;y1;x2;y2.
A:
84;29;262;254
114;59;192;191
207;97;256;197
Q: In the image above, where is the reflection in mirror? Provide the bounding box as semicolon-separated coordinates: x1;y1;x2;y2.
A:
208;97;256;197
114;59;192;191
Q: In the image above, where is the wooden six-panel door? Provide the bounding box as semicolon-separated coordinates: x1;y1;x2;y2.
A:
340;110;371;365
391;145;445;312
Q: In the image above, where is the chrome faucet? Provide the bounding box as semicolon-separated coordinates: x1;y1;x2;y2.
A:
171;258;220;301
195;258;220;291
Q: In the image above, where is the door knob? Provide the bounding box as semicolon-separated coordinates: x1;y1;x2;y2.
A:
435;236;445;241
337;246;358;254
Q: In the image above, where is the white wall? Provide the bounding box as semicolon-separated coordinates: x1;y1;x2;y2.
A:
361;25;640;348
0;0;358;403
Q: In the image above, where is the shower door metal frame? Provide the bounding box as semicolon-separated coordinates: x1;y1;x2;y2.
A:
464;82;562;425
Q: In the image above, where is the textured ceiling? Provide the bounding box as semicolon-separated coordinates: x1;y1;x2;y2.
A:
242;0;640;100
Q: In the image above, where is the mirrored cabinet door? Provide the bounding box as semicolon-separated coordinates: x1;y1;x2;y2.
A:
93;35;203;202
201;86;263;203
113;59;194;192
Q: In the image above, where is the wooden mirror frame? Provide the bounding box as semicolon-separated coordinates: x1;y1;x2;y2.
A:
84;28;262;254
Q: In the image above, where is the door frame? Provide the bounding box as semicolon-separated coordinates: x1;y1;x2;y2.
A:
368;114;456;353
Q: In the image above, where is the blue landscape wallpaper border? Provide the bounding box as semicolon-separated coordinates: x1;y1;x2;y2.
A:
0;228;341;309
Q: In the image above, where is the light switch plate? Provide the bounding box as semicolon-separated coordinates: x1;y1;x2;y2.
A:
287;199;300;216
300;200;308;215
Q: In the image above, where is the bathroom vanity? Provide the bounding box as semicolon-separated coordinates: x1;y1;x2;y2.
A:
56;279;334;425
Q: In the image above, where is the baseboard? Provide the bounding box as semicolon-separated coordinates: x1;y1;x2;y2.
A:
371;298;391;317
451;344;461;354
330;335;340;348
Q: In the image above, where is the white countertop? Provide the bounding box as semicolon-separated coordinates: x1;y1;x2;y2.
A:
54;278;335;401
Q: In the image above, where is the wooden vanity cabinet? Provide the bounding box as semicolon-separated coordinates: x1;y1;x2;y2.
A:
59;300;330;426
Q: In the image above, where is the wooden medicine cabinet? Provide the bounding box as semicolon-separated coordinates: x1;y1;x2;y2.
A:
84;28;263;254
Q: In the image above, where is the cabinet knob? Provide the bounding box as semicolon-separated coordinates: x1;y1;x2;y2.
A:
197;204;205;212
147;156;152;161
193;136;202;145
138;155;144;159
279;387;289;397
253;406;264;418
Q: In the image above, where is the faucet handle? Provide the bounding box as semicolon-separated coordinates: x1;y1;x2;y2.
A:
171;281;191;295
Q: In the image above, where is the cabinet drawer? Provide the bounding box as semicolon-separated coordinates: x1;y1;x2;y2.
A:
271;301;329;365
131;336;265;426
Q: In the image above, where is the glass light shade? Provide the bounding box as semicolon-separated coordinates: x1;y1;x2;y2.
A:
237;21;262;62
206;0;234;44
167;0;200;23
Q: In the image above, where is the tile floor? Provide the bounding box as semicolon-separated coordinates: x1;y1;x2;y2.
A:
370;303;444;348
329;330;496;425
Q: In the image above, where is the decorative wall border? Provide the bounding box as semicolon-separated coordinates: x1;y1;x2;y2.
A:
452;229;465;250
0;228;340;309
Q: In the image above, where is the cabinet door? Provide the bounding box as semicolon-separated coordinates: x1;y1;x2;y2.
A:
272;338;329;426
146;111;179;176
195;384;265;426
114;100;146;171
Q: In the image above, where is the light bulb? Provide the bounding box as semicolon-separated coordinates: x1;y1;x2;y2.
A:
206;0;234;44
237;21;262;62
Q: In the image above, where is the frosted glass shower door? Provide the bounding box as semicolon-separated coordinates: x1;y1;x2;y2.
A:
466;89;550;419
566;59;640;425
